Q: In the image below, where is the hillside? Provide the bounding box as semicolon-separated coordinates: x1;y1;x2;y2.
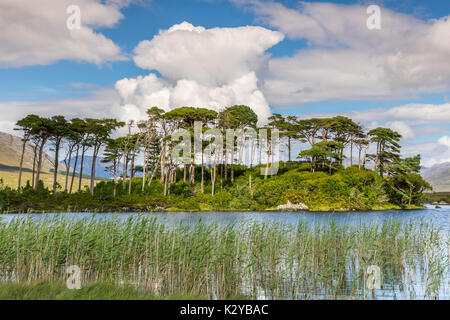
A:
0;131;54;172
0;131;93;190
421;162;450;192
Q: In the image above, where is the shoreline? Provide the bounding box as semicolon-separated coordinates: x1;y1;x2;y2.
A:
0;204;428;215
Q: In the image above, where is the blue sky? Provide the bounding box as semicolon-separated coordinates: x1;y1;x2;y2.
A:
0;0;449;166
1;0;449;102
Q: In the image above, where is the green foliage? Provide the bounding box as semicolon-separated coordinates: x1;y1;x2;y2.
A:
0;161;429;212
218;105;258;129
5;110;430;212
0;218;445;299
384;155;431;206
0;282;203;300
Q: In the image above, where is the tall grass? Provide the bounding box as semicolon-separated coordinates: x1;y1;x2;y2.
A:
0;217;448;299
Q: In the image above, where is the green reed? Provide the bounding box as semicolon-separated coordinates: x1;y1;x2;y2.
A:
0;216;448;299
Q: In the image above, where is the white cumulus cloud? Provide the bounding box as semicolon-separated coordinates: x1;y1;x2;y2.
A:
117;22;283;124
438;136;450;148
115;72;272;125
0;0;129;67
236;1;450;105
133;21;284;86
386;121;415;140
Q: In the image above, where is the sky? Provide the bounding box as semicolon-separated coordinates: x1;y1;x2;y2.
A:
0;0;449;167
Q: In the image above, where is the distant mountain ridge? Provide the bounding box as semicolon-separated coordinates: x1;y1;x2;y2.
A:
421;162;450;192
62;156;113;179
0;131;111;179
0;131;54;172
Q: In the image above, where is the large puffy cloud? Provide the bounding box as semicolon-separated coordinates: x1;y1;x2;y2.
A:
115;72;272;124
0;0;129;67
133;21;284;86
117;22;283;124
235;1;450;104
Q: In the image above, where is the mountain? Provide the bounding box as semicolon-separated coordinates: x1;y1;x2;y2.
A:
421;162;450;192
62;155;113;179
0;131;104;188
0;131;83;188
0;131;54;172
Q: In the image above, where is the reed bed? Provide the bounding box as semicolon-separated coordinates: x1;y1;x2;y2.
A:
0;216;448;300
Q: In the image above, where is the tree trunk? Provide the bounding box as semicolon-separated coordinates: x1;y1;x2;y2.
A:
358;147;362;170
160;142;165;183
78;145;86;192
211;152;217;196
122;154;129;190
64;146;73;192
164;167;169;196
259;140;262;166
17;137;28;191
34;137;47;190
380;141;386;177
113;158;118;198
374;142;380;176
32;144;38;189
142;145;149;192
90;146;98;195
231;146;234;183
173;166;176;183
201;151;204;193
220;152;223;190
288;136;291;168
264;139;272;179
70;145;80;194
53;140;61;195
362;151;367;170
148;159;159;188
350;136;353;167
69;145;80;193
128;151;135;195
250;139;255;169
224;152;228;182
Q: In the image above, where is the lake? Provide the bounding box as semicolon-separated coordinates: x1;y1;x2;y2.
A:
1;204;449;232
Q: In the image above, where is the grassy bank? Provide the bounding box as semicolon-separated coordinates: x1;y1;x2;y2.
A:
424;192;450;204
0;282;210;300
0;168;94;193
0;217;447;299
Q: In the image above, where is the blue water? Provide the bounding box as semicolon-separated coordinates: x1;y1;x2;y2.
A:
1;204;449;232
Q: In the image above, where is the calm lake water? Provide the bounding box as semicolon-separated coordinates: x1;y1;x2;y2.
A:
1;204;449;232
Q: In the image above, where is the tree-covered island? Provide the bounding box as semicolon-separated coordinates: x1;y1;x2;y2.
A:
0;105;431;213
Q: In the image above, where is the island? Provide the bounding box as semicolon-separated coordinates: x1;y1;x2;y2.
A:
0;106;431;213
